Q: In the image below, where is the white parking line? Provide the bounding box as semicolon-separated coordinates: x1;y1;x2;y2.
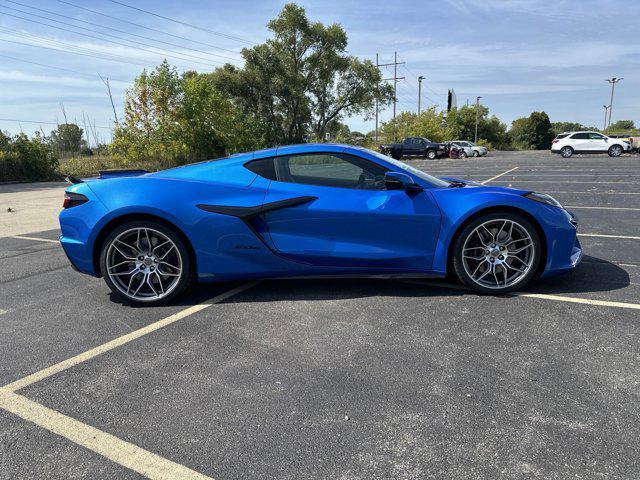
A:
11;235;60;244
0;281;259;480
402;280;640;311
566;206;640;211
485;180;640;184
579;233;640;240
0;390;212;480
3;281;260;392
480;167;519;184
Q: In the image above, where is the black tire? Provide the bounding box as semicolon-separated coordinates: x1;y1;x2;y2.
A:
452;212;542;294
426;149;437;160
608;145;623;157
99;220;192;305
392;152;402;160
473;150;479;157
560;146;573;158
460;150;467;158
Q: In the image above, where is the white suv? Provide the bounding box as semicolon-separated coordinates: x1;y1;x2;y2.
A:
451;141;488;157
551;131;632;158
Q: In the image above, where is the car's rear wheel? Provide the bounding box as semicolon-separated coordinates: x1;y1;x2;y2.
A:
392;152;402;160
453;213;541;293
560;146;574;158
608;145;623;157
99;221;192;305
426;149;437;160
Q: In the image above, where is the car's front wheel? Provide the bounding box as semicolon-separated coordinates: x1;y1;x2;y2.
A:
473;150;479;157
99;221;192;305
608;145;623;157
453;213;541;293
560;146;574;158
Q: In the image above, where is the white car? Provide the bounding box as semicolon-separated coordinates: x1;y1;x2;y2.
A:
451;141;488;157
551;131;632;158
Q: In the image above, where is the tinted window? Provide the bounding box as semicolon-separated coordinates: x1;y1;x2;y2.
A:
588;133;605;140
556;134;570;139
362;148;450;187
274;153;387;190
571;132;589;139
245;158;276;180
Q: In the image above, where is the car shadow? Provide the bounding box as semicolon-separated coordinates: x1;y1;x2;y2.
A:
528;254;631;295
111;254;630;307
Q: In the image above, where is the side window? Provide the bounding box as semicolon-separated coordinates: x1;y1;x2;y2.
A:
571;132;589;140
403;138;413;145
274;153;388;190
244;158;276;180
588;133;605;140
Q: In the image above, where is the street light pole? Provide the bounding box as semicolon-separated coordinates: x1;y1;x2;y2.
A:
417;76;424;114
602;105;610;131
605;77;623;128
474;96;482;142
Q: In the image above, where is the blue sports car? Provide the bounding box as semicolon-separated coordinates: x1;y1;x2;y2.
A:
59;144;582;304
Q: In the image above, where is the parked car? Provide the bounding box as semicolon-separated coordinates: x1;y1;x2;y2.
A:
451;141;488;157
551;131;632;158
380;137;446;160
59;143;581;304
443;142;474;158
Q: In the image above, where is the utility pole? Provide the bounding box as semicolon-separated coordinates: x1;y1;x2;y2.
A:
375;54;379;143
417;76;424;114
602;105;610;131
474;96;482;142
605;77;622;128
376;52;405;119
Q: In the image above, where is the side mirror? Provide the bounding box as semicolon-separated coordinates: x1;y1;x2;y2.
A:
384;172;423;192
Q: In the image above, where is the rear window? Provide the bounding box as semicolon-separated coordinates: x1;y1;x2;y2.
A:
556;134;570;139
245;158;276;180
570;132;589;139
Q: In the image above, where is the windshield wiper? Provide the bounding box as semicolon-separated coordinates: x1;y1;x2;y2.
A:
448;181;467;188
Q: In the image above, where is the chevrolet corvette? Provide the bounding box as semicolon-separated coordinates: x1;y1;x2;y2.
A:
59;144;582;304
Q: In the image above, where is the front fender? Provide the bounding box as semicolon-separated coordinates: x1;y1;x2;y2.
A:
428;186;576;275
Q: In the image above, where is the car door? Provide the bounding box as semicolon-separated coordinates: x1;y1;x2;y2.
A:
569;132;590;151
403;138;418;156
255;152;441;271
587;132;608;152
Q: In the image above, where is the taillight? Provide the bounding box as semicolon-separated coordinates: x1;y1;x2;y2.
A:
552;139;558;143
63;192;88;209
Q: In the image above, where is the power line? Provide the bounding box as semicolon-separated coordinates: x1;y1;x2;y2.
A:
52;0;241;54
0;52;130;83
106;0;256;46
0;118;113;129
3;0;242;63
0;26;211;71
0;9;228;68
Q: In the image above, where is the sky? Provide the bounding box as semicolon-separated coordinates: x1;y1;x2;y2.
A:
0;0;638;142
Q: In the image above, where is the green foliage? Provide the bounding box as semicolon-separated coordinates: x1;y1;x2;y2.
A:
378;104;509;149
608;120;635;131
509;111;554;150
213;3;393;145
112;60;259;167
48;123;86;155
0;132;59;182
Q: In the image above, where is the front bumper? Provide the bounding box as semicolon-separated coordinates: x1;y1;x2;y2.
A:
541;209;582;277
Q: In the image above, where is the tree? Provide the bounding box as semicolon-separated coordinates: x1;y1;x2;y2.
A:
607;120;636;131
510;111;554;150
444;105;510;148
49;123;85;154
380;107;456;143
551;121;585;135
214;3;393;145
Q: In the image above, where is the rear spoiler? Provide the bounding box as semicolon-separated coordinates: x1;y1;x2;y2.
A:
98;169;150;179
65;175;83;184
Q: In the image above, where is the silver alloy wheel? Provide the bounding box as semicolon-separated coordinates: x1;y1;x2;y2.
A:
461;219;535;290
473;150;479;157
560;146;573;158
427;150;437;159
609;145;622;157
106;227;183;302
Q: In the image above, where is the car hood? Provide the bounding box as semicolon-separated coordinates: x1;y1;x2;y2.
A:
437;176;529;194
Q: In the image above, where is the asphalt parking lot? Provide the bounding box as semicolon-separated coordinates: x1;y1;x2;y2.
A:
1;150;639;480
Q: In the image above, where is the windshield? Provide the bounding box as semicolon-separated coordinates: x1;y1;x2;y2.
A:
362;148;450;187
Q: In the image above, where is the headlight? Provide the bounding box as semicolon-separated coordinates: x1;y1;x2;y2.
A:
523;192;563;209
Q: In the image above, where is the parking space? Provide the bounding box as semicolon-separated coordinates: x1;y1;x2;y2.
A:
1;150;640;479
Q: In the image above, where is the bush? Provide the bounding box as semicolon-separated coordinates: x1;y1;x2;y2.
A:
0;132;59;182
58;154;165;178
